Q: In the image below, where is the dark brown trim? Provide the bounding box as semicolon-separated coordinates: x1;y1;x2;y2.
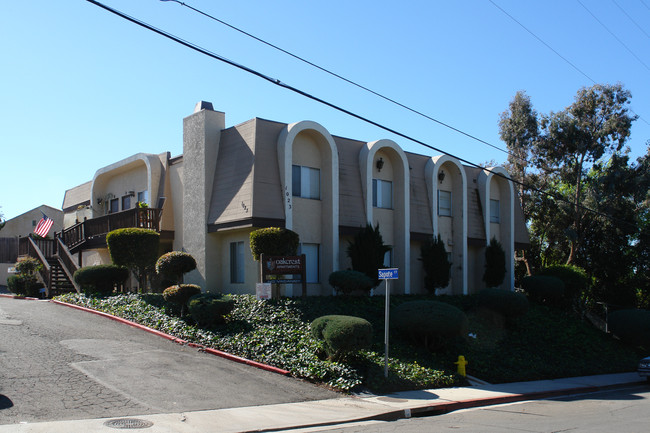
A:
410;232;433;242
468;237;486;247
208;217;286;233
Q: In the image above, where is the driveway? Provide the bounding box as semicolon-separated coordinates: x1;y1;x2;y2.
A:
0;297;338;425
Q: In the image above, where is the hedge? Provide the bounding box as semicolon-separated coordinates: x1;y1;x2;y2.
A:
249;227;299;261
163;284;202;316
608;309;650;348
188;293;235;328
477;288;529;320
73;265;129;295
394;300;468;351
522;275;565;306
328;270;374;295
311;315;373;360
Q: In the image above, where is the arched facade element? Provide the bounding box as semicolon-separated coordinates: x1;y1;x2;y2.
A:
359;139;410;293
478;166;515;291
277;121;339;294
425;155;468;294
90;153;164;217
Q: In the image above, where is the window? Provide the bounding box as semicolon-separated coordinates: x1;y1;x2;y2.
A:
230;241;245;283
490;199;500;223
372;179;393;209
292;165;320;199
122;195;132;211
438;190;452;216
383;249;392;268
137;191;148;205
299;243;320;283
109;198;119;214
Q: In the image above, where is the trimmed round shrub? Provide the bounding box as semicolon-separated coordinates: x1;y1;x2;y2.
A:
155;251;197;284
249;227;299;261
106;228;160;290
538;264;589;306
608;309;650;348
522;275;565;306
328;270;374;295
394;300;468;351
477;288;529;319
311;315;373;360
7;275;39;297
187;293;235;328
73;265;129;295
163;284;202;316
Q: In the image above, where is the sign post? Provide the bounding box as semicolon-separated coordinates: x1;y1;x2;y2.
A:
378;268;398;378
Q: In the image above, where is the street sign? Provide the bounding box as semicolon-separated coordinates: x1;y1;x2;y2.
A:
378;268;398;280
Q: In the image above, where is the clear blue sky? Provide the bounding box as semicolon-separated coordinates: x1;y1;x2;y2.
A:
1;0;649;221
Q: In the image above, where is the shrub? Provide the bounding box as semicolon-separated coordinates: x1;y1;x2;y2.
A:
106;228;160;291
394;300;468;351
155;251;197;284
522;275;565;306
249;227;299;261
483;237;506;288
538;264;589;307
162;284;202;316
608;309;650;349
419;235;451;293
73;265;129;295
311;315;373;360
187;293;235;328
477;288;529;320
10;257;43;297
15;257;42;277
347;223;391;286
328;270;374;295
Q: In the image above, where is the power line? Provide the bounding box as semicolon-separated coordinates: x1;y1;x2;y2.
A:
158;0;517;160
489;0;650;127
577;0;650;72
612;0;650;39
84;0;643;233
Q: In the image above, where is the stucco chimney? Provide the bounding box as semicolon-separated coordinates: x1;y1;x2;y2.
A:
182;102;224;289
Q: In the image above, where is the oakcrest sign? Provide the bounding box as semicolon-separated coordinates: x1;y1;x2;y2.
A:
260;254;307;297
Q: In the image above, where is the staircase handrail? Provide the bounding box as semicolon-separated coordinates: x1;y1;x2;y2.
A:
55;237;81;293
26;236;51;296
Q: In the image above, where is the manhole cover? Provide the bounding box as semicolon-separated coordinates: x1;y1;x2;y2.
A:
103;418;154;429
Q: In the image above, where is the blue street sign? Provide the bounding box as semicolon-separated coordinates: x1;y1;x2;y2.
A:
378;268;399;280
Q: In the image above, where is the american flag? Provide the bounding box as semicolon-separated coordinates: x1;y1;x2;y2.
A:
34;213;54;238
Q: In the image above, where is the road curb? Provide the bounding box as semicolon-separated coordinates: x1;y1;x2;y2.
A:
49;299;291;376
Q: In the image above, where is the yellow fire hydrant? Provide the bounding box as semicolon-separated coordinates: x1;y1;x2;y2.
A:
455;355;468;377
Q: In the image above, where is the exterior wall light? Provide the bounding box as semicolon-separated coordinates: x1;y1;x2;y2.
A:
376;157;384;172
438;170;446;183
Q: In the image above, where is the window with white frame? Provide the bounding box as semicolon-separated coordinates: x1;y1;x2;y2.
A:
299;243;320;283
292;165;320;199
372;179;393;209
490;199;500;223
230;241;245;283
438;190;452;216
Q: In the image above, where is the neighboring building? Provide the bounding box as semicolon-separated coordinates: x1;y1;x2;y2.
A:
58;101;529;296
0;205;63;285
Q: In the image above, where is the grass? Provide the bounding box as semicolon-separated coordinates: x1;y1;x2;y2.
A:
54;292;645;393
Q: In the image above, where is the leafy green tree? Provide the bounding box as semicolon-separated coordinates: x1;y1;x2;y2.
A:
347;223;391;287
0;207;5;231
106;228;160;292
536;83;637;265
249;227;299;297
419;235;451;293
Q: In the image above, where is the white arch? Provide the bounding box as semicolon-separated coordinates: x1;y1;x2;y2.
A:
425;155;468;294
478;166;515;291
359;139;410;293
277;121;339;293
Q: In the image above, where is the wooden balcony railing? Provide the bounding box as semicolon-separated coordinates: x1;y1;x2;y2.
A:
61;207;162;250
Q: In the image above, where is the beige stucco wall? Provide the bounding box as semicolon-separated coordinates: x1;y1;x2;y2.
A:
1;206;63;238
93;164;148;215
167;160;184;246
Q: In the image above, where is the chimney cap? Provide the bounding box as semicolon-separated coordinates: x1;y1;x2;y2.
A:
194;101;214;113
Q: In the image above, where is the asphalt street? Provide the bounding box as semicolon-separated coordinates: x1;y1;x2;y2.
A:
0;297;338;425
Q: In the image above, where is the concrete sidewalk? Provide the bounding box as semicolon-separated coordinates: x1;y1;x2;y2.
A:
0;372;643;433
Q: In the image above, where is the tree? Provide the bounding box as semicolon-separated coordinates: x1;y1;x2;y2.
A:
537;83;637;265
419;235;451;293
249;227;299;298
347;223;391;287
106;228;160;292
155;251;197;286
483;237;506;288
0;207;5;231
499;91;540;275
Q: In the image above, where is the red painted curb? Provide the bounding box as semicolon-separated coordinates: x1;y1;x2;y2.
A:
50;299;291;376
0;294;41;300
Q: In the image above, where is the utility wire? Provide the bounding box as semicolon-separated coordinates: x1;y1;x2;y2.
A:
85;0;643;232
489;0;649;126
158;0;517;160
578;0;650;72
612;0;650;39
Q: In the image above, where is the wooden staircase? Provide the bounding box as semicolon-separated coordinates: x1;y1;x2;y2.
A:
47;257;75;295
